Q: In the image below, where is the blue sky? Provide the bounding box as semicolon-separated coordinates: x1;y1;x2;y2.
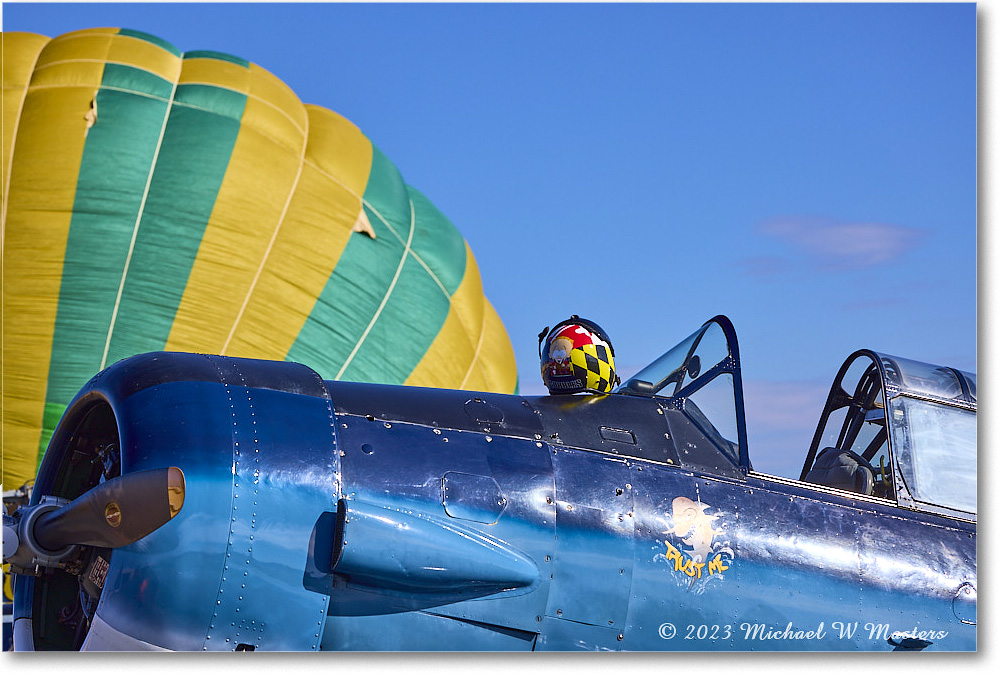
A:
2;2;980;478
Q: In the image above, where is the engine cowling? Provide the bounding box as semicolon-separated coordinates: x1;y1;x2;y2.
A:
15;352;341;651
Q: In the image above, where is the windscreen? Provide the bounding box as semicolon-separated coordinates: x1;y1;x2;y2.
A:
615;317;747;470
890;396;977;514
617;321;731;398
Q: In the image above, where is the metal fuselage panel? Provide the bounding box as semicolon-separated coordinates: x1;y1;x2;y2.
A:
623;467;975;650
320;382;975;651
17;362;975;651
21;353;342;651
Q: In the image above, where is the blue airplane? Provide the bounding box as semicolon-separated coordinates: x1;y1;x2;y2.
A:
2;315;976;651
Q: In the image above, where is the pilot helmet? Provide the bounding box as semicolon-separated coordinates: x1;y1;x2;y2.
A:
539;315;619;395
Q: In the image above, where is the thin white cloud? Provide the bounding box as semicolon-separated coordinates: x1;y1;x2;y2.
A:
757;216;924;270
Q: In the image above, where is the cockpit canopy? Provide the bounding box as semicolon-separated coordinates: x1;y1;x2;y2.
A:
801;350;976;519
617;315;976;521
616;316;750;471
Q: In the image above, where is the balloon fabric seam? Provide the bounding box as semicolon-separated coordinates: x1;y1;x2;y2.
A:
221;114;310;355
101;72;182;371
334;198;417;381
363;198;452;300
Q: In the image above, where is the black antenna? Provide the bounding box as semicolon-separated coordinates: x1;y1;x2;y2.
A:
537;326;550;357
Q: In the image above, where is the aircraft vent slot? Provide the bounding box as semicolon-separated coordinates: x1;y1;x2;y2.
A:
599;427;636;445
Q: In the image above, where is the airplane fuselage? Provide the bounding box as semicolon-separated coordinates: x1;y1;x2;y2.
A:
13;348;976;651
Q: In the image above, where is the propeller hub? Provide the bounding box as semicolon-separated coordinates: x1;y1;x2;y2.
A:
5;496;79;573
3;467;185;574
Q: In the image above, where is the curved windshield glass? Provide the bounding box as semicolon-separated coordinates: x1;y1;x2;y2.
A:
615;317;749;471
890;396;976;514
804;349;976;516
616;320;731;398
962;370;977;401
686;373;740;466
880;355;976;406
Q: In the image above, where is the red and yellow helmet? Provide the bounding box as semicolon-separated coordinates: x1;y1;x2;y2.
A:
539;316;618;395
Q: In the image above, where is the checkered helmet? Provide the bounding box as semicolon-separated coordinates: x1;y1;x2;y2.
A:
538;315;619;395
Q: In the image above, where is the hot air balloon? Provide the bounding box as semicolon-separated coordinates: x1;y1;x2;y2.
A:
2;28;518;491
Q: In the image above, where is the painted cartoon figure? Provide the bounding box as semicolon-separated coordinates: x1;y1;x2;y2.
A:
547;334;575;376
664;496;725;564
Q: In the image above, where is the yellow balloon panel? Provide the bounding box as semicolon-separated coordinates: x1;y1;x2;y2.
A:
2;27;518;490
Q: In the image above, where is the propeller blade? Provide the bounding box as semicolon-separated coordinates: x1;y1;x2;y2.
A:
32;467;185;551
